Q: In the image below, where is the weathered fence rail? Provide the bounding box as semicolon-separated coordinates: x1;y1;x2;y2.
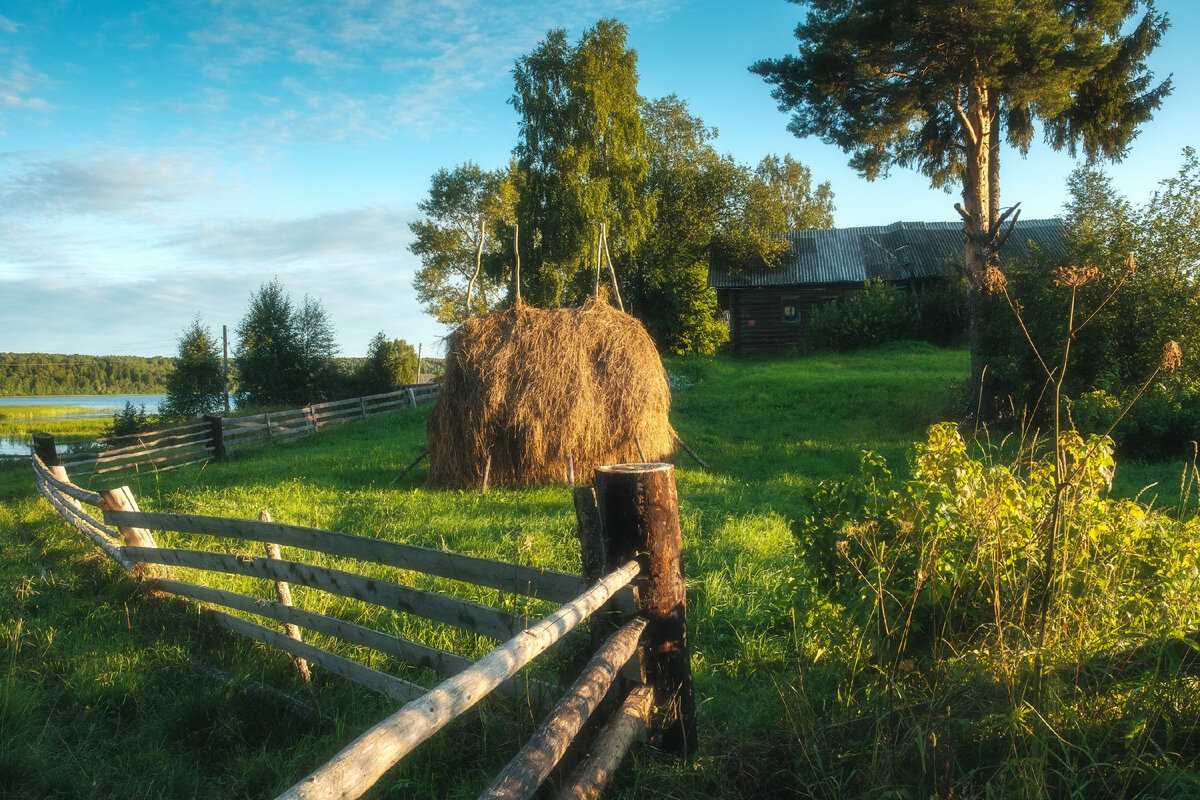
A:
39;384;439;479
31;444;694;800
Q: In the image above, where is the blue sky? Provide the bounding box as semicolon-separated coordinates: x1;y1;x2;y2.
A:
1;0;1195;359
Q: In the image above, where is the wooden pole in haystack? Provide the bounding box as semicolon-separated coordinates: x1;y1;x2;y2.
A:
593;463;697;759
601;222;624;312
513;222;522;304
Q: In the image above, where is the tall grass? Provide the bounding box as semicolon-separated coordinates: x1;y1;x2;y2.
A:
1;343;1194;798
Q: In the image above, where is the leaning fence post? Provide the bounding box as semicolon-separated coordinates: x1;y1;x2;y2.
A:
593;462;697;760
204;414;226;458
98;485;160;579
34;432;80;510
259;510;312;683
406;387;418;408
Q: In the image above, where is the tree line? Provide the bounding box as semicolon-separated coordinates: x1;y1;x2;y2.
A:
0;353;175;396
409;19;836;355
159;279;426;421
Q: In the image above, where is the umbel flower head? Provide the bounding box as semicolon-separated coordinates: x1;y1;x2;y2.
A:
1161;340;1183;373
1052;265;1099;288
982;265;1007;294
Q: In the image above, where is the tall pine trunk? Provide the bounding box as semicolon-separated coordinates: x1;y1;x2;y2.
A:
960;84;999;419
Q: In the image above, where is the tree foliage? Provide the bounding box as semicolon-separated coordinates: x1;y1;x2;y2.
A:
234;280;339;408
409;18;838;355
0;353;174;395
358;332;417;394
512;19;654;306
753;0;1172;406
632;97;835;353
410;163;513;325
161;317;225;419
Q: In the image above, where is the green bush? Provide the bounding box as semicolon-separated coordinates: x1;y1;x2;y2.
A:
106;402;153;438
806;279;915;350
981;153;1200;459
807;422;1200;665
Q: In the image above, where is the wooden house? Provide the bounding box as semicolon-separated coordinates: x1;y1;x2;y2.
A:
708;218;1066;354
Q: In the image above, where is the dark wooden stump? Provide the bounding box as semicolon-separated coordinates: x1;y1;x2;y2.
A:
593;462;697;760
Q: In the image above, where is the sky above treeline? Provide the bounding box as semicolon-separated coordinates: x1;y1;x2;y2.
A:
2;0;1196;359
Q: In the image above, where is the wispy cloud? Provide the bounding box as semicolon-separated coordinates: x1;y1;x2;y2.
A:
184;0;684;141
0;151;216;217
166;206;415;266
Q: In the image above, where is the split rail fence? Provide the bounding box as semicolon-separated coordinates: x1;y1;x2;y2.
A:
40;384;439;479
32;441;696;800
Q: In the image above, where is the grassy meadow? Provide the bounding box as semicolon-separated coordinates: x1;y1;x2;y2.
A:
1;342;1196;798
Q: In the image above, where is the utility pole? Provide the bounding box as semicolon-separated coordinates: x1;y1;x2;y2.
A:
416;343;423;385
222;324;231;412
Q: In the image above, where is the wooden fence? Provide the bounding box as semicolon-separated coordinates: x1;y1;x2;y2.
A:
31;446;695;800
37;384;439;479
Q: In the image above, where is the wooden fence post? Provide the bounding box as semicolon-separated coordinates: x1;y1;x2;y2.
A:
98;485;160;579
204;414;226;458
259;510;312;683
406;387;418;408
34;432;81;510
33;432;59;466
593;462;696;759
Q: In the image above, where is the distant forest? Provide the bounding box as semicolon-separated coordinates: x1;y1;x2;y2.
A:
0;353;176;396
0;353;445;397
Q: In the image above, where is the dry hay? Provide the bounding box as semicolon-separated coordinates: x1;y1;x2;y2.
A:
426;299;674;488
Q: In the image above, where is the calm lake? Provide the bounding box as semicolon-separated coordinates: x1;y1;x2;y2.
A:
0;394;167;456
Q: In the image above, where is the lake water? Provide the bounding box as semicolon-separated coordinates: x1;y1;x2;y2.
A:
0;394;167;456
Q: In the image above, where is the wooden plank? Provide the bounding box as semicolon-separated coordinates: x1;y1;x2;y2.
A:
93;437;211;465
274;559;640;800
553;686;653;800
91;449;210;476
37;482;135;572
103;510;590;603
121;547;529;642
98;420;208;443
142;577;558;705
207;610;426;703
359;390;405;403
479;618;647;800
33;456;102;506
308;396;364;412
94;430;211;459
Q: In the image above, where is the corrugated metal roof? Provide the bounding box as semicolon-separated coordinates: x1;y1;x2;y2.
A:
709;218;1067;288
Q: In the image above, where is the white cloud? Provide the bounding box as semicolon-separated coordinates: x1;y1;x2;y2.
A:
182;0;684;141
0;151;219;217
165;206;416;266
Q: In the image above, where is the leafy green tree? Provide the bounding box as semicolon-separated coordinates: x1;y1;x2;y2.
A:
234;280;339;407
161;317;225;419
410;163;511;324
358;333;417;394
512;19;654;306
296;294;339;401
752;0;1172;410
630;97;835;353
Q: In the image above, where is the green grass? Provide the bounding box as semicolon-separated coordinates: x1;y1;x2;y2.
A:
0;342;1194;799
0;405;114;446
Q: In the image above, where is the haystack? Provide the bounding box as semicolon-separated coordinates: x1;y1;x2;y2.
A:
426;299;674;488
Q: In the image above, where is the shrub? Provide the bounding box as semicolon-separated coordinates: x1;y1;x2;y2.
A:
106;402;153;438
806;422;1200;669
806;279;915;350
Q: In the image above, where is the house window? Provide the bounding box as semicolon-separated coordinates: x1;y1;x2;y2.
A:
781;296;802;323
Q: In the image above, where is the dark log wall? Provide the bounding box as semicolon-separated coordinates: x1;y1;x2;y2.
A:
727;284;858;354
